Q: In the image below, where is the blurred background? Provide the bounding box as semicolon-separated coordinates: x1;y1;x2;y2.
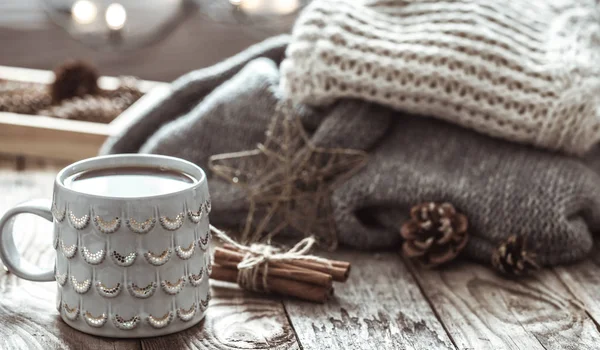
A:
0;0;304;81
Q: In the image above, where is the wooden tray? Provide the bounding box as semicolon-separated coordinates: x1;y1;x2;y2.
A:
0;65;170;162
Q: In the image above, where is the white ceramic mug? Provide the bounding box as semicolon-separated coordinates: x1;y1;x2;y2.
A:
0;154;212;338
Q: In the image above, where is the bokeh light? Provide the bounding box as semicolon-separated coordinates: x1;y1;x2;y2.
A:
71;0;98;24
105;3;127;30
272;0;299;15
235;0;300;14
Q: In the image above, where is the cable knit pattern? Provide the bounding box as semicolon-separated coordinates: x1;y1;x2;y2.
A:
280;0;600;155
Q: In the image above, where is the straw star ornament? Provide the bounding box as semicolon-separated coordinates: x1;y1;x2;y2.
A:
209;102;367;249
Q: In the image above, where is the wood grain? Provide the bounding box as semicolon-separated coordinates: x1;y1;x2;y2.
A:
3;156;600;349
140;282;299;350
284;251;455;350
0;160;140;350
406;259;600;350
0;112;109;162
553;246;600;330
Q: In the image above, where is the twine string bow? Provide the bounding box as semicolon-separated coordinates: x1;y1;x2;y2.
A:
210;225;332;292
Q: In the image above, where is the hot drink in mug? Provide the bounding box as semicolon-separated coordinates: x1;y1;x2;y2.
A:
0;154;212;338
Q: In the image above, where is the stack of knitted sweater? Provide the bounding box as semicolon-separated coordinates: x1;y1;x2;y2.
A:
102;0;600;267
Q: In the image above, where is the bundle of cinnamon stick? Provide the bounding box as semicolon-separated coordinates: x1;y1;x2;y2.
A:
211;243;351;303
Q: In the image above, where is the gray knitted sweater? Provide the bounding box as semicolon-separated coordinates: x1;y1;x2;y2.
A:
101;37;600;267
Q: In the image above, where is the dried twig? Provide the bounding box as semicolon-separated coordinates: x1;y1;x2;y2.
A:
209;101;368;249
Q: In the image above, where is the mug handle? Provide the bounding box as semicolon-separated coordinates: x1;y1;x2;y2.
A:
0;199;54;281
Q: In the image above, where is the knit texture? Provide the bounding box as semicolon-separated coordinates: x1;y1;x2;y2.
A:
102;50;600;266
280;0;600;155
100;35;290;155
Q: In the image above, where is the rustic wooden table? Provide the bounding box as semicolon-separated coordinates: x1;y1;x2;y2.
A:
1;155;600;350
3;3;600;349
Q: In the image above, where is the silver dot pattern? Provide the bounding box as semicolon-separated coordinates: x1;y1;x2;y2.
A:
53;198;211;334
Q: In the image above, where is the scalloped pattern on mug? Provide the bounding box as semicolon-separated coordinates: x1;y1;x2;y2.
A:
111;250;137;267
126;217;156;234
84;311;108;328
175;241;195;260
200;291;211;311
81;247;105;265
147;311;174;329
55;272;67;286
112;315;140;330
205;255;213;275
198;229;210;251
63;302;80;321
144;249;172;266
53;232;59;250
205;198;211;214
201;202;210;218
95;281;122;298
188;267;204;287
187;207;202;224
68;211;90;230
128;281;157;299
51;202;66;222
159;213;184;231
71;276;91;294
61;240;77;259
160;277;186;295
177;302;197;322
93;215;121;234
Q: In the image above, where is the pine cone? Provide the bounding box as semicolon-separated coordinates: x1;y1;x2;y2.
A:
0;87;52;114
401;202;469;267
0;80;41;93
491;235;539;277
51;60;99;103
102;76;144;109
38;95;122;123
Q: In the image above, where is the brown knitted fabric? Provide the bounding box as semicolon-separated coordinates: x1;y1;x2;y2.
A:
1;72;141;121
38;95;123;123
0;87;52;115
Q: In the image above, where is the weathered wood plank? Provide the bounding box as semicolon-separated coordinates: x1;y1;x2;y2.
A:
0;154;18;170
406;259;600;350
0;166;140;350
21;156;70;171
283;251;455;350
0;112;111;162
1;152;70;171
4;155;600;350
553;246;600;329
140;282;299;350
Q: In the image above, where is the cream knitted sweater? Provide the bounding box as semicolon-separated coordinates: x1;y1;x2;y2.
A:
281;0;600;155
